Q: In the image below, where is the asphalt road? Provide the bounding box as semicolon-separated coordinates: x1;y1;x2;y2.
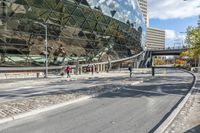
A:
0;69;194;133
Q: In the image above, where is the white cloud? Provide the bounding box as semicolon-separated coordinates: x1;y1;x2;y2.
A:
165;29;187;47
177;34;186;40
148;0;200;19
165;29;186;40
165;29;176;39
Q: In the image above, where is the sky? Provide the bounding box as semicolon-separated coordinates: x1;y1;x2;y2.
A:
147;0;200;48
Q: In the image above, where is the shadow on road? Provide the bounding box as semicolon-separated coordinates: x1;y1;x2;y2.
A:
0;75;193;102
184;125;200;133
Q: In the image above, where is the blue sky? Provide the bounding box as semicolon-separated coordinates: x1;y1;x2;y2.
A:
150;16;199;47
150;17;198;33
148;0;200;48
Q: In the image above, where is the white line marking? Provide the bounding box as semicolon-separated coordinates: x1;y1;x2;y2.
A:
122;88;180;96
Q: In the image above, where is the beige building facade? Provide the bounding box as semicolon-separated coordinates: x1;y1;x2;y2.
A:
146;27;165;50
138;0;165;50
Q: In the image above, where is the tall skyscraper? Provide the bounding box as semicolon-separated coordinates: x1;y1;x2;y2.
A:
138;0;148;26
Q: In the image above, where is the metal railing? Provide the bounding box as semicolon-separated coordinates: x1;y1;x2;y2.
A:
0;51;145;73
164;45;189;50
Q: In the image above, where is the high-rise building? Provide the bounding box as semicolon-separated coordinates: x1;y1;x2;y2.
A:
138;0;165;50
146;28;165;50
138;0;148;26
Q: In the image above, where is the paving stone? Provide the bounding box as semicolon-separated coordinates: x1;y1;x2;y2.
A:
0;82;137;119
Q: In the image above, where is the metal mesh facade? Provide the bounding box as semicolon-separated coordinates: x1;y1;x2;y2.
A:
0;0;146;67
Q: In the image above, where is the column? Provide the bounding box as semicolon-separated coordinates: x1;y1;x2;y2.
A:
79;65;82;75
99;64;101;72
103;64;106;72
97;64;99;73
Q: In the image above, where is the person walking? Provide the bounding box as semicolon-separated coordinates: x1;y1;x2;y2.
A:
128;65;133;77
66;65;71;78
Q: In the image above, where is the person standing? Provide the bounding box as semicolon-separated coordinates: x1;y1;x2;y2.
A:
128;65;133;77
91;64;94;75
66;65;71;78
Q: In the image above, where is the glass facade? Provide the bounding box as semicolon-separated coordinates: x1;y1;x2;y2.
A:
0;0;146;67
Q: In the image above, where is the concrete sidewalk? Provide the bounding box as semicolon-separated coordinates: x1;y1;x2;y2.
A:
0;72;126;90
0;72;151;91
165;74;200;133
0;68;152;80
0;72;152;104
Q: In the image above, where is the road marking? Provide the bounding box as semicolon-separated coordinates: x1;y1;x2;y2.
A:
122;88;180;96
0;86;34;92
131;81;143;85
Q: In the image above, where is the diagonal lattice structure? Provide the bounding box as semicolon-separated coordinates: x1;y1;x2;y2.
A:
0;0;146;67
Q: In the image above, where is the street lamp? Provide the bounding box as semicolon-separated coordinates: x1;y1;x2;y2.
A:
179;31;187;48
34;22;48;78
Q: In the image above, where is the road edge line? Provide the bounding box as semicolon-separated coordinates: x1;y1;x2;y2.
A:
154;70;197;133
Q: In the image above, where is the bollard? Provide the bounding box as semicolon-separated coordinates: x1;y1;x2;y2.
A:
152;67;155;76
36;73;40;78
163;69;167;75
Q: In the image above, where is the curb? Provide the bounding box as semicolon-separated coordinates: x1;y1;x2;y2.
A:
0;93;102;125
0;80;143;125
154;70;197;133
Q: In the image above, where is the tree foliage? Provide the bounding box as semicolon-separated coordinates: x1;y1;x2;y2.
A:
186;25;200;56
175;58;186;66
180;50;195;59
154;57;165;65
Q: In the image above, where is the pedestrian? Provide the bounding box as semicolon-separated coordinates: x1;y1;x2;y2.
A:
95;64;98;73
91;64;94;75
66;65;71;78
86;64;90;73
128;65;133;77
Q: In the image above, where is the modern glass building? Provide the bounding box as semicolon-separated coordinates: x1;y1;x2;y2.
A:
0;0;146;67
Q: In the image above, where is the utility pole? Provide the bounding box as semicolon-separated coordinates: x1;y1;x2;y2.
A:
34;22;48;78
1;0;7;63
2;0;7;30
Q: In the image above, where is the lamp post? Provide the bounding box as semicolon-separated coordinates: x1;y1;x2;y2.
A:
179;31;187;48
173;39;179;49
34;22;48;78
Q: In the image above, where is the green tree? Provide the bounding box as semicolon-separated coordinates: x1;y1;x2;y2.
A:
186;18;200;67
186;26;200;55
